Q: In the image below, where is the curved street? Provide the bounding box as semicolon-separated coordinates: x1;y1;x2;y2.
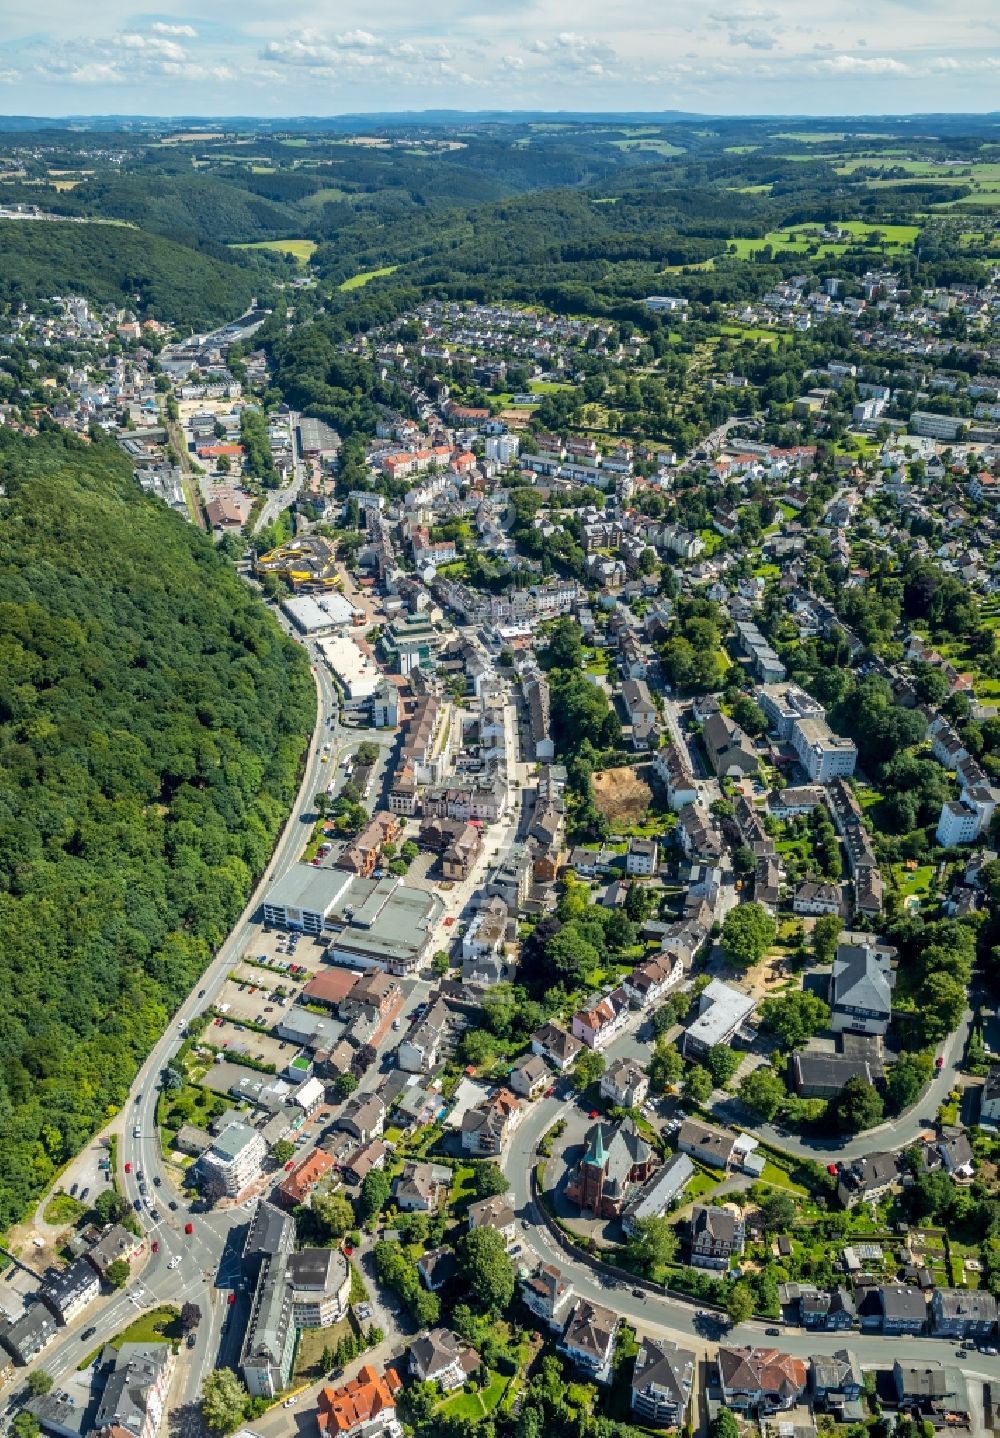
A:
502;1082;1000;1388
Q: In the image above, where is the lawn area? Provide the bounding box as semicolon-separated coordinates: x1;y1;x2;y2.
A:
759;1160;808;1194
529;380;574;393
339;266;399;291
82;1306;181;1365
350;1262;369;1305
450;1165;478;1208
685;1166;722;1201
438;1370;508;1420
43;1192;88;1226
295;1317;355;1379
891;863;935;900
231;238;317;263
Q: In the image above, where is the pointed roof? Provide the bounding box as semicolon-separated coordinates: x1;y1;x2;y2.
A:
586;1124;607;1168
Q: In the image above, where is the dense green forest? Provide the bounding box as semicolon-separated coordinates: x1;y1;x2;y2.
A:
0;429;315;1230
0;220;261;330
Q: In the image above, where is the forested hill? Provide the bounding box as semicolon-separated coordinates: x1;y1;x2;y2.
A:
0;429;315;1230
0;220;260;330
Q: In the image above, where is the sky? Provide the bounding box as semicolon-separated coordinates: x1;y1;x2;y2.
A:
2;0;1000;117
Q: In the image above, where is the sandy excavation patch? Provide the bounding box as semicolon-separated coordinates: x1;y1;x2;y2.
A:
592;765;653;825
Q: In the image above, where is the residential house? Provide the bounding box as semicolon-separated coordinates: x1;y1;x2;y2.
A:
278;1150;335;1210
316;1365;403;1438
878;1285;927;1335
93;1343;175;1438
836;1152;899;1208
653;742;698;811
800;1289;857;1331
508;1052;551;1100
393;1161;451;1213
41;1260;100;1326
981;1065;1000;1123
829;941;893;1037
689;1204;745;1270
626;838;659;877
409;1329;478;1392
344;1139;386;1187
677;1119;736;1171
675;803;724;863
716;1346;808;1416
467;1193;517;1246
930;1288;998;1339
85;1225;144;1280
461;1088;522;1157
397;1002;447;1074
600;1057;649;1109
0;1306;58;1365
558;1298;619;1384
417;1247;458;1293
571;989;630;1050
530;1023;581;1072
622;679;658;750
630;1337;695;1428
337;1094;386;1144
810;1350;864;1422
891;1360;972;1432
622;952;683;1009
793;880;842;916
520;1265;576;1329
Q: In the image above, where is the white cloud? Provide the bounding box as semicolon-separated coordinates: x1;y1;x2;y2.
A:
812;53;910;74
729;28;778;49
151;22;197;38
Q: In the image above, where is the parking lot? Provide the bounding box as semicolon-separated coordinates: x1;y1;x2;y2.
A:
241;925;327;976
204;1020;295;1071
213;973;303;1028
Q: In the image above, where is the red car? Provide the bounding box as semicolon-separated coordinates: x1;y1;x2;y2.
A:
935;1055;945;1070
589;1110;600;1120
544;1087;555;1097
124;1162;132;1174
284;1159;295;1171
185;1222;194;1235
227;1292;236;1306
827;1163;838;1175
151;1240;159;1253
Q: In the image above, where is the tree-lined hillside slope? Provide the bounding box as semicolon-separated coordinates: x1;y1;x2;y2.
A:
0;219;260;329
0;429;315;1229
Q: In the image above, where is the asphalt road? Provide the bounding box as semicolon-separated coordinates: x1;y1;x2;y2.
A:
502;1087;1000;1393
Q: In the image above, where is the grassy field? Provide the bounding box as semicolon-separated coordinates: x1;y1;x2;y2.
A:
303;187;351;206
339;266;399;291
231;238;317;262
775;131;847;143
727;220;917;260
608;139;684;157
